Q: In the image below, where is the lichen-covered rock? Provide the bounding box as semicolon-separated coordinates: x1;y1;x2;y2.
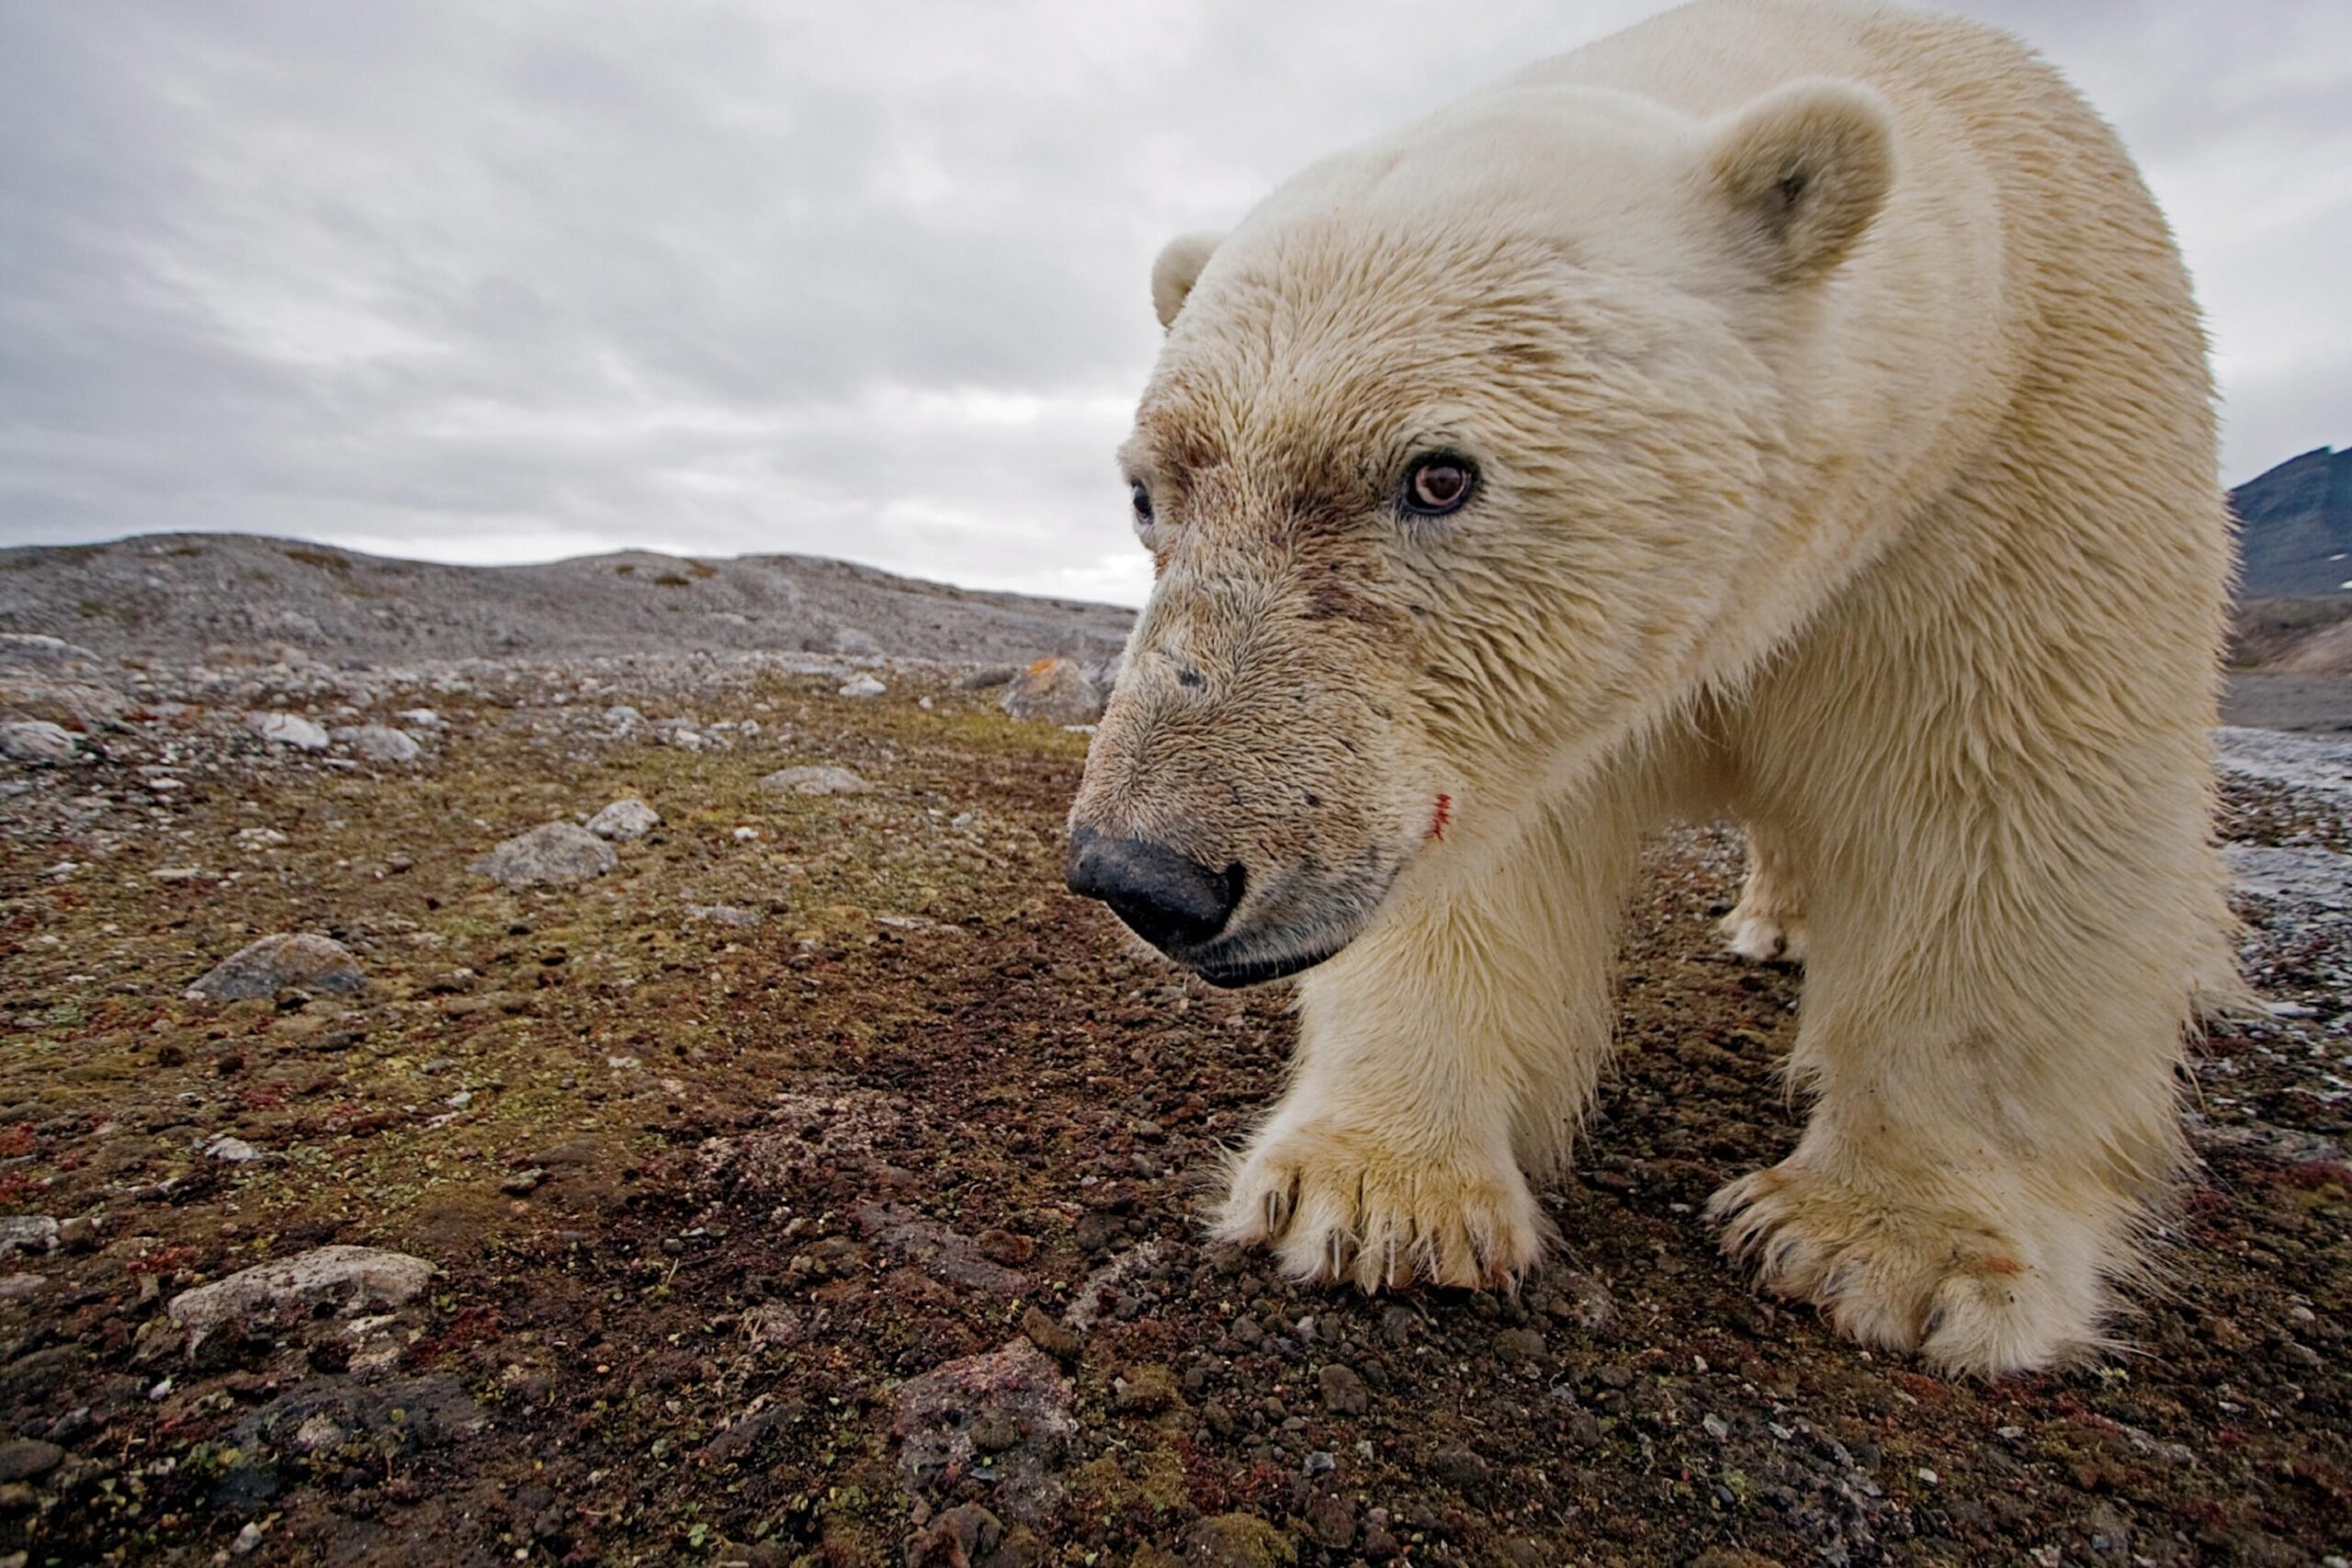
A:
167;1245;435;1342
999;658;1103;725
188;933;365;1000
759;765;869;796
471;821;616;886
247;711;331;750
893;1340;1076;1525
585;797;661;840
0;1217;58;1258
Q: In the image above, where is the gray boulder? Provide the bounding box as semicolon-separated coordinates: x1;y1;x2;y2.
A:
167;1245;435;1343
350;724;421;763
585;798;661;840
0;720;77;764
247;711;331;751
189;933;366;1000
471;821;616;886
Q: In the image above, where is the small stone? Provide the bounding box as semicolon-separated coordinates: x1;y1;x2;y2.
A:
188;933;365;1000
247;711;330;750
758;765;869;796
0;1439;63;1483
231;1520;265;1555
1019;1304;1082;1367
998;657;1103;725
395;708;438;727
349;724;420;763
906;1505;1003;1567
471;821;616;887
956;665;1019;690
501;1168;544;1196
1379;1304;1416;1346
1495;1327;1545;1363
837;674;887;699
978;1228;1034;1266
1317;1363;1370;1416
684;903;761;928
207;1135;261;1163
1429;1448;1490;1490
1301;1493;1356;1550
292;1415;348;1452
0;720;76;764
584;798;661;840
0;1275;45;1301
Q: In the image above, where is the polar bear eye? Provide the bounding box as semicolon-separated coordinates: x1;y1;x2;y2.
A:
1128;479;1158;542
1401;454;1477;518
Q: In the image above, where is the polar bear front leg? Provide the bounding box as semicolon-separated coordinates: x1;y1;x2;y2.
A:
1720;823;1808;964
1212;800;1636;1291
1706;817;2196;1375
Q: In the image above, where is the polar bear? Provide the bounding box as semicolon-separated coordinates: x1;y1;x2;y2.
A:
1064;0;2238;1376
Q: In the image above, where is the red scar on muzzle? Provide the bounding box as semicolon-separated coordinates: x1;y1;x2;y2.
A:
1427;793;1453;842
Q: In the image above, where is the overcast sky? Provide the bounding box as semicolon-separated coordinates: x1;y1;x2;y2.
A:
2;2;2346;606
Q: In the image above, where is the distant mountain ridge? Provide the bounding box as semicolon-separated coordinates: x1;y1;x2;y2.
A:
2233;446;2352;598
0;533;1134;667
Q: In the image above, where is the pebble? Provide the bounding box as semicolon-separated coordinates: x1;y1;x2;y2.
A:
188;932;366;1000
471;821;616;886
837;674;887;699
759;765;870;796
585;798;661;840
0;1438;64;1483
1429;1448;1490;1489
207;1135;262;1163
684;903;761;928
1318;1362;1371;1415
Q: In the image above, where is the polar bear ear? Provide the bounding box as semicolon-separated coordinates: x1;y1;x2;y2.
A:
1150;231;1224;330
1707;79;1895;285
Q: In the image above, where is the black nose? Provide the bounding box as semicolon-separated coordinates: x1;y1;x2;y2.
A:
1066;827;1244;953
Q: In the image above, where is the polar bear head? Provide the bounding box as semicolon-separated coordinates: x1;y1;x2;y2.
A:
1068;79;1894;986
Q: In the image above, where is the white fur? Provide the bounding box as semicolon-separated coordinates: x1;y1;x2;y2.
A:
1078;0;2241;1378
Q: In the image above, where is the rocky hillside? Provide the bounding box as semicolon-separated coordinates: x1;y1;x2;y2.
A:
2233;446;2352;598
0;533;1133;668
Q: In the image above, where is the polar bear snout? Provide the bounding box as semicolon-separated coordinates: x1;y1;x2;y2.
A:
1065;825;1244;955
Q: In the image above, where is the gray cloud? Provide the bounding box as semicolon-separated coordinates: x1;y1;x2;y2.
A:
2;1;2345;605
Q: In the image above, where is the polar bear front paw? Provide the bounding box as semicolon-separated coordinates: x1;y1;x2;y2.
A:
1718;902;1807;964
1212;1122;1550;1292
1708;1160;2107;1377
